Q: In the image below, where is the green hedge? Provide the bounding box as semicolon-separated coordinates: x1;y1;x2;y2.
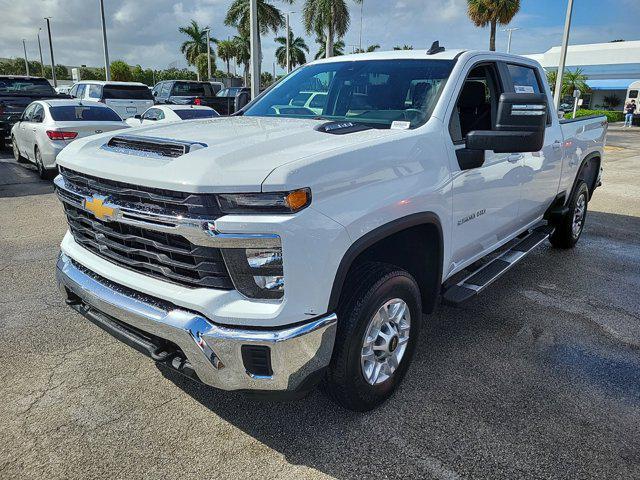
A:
564;109;624;123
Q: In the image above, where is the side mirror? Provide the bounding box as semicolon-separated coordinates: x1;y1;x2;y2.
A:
457;93;547;170
134;114;142;120
152;91;158;97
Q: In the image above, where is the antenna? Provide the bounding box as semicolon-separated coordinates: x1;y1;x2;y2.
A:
427;41;445;55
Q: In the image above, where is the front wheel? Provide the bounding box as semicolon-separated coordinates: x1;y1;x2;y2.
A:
323;262;422;411
34;147;51;180
550;180;589;249
12;136;26;163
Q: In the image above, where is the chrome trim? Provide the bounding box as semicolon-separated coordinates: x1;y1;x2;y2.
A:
56;253;337;391
54;174;281;249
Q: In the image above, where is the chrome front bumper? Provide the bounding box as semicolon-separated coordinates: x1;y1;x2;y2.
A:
56;253;337;392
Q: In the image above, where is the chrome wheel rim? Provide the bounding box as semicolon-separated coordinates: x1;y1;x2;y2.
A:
572;193;586;238
360;298;411;385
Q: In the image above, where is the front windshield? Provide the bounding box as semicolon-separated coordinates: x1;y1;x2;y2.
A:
243;59;455;129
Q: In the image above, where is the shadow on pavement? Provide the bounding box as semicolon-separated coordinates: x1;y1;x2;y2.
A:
0;155;54;198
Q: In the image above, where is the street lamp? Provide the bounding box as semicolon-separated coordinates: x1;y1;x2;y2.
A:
22;39;30;76
37;28;45;77
44;17;57;87
554;0;574;112
204;28;212;81
285;12;295;73
249;0;260;97
359;0;364;52
503;27;520;53
99;0;111;81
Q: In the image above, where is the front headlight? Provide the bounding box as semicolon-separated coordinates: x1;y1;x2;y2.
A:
221;247;284;299
217;188;311;214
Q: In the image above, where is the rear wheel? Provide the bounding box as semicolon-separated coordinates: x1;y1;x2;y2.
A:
550;180;589;249
323;262;422;411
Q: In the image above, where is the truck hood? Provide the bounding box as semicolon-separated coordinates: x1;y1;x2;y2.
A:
56;116;400;192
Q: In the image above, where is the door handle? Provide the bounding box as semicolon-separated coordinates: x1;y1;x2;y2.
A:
507;153;523;163
552;140;562;150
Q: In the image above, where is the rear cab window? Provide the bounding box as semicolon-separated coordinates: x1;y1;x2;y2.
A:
0;78;56;96
103;85;153;100
171;82;213;97
174;109;219;120
49;105;122;121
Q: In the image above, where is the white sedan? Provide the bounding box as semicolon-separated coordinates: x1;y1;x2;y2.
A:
125;104;219;127
11;99;129;179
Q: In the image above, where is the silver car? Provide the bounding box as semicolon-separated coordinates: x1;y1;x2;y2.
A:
11;99;129;178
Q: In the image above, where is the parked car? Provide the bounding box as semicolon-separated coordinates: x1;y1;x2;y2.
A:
11;99;128;178
0;75;68;148
55;85;73;95
213;86;251;115
125;105;219;127
54;49;606;411
69;81;154;119
152;80;217;106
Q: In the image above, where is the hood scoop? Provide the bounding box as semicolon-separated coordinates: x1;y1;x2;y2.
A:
315;121;372;135
102;134;207;159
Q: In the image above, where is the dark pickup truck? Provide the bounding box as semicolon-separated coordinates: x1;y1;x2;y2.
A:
0;76;68;147
151;80;250;115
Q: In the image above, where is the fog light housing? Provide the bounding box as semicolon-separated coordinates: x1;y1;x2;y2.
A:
221;247;284;299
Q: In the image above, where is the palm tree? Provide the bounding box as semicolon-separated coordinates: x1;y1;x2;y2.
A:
179;20;216;78
225;0;293;73
562;68;589;97
314;35;345;59
467;0;520;51
217;39;237;77
303;0;363;59
275;31;309;69
234;33;251;86
393;45;414;50
354;44;380;53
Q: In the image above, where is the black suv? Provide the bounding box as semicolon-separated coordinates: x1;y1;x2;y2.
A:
152;81;250;115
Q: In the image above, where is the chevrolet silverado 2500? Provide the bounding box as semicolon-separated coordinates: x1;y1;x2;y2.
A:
54;49;606;411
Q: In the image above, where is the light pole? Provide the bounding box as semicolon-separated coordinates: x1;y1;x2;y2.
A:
22;39;30;76
249;0;260;97
359;0;364;52
44;17;57;87
204;28;212;81
554;0;574;112
285;12;295;73
503;27;519;53
37;28;45;77
99;0;111;80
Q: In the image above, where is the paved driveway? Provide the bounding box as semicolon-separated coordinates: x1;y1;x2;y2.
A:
0;129;638;479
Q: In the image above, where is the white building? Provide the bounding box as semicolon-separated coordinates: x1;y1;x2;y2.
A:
525;40;640;109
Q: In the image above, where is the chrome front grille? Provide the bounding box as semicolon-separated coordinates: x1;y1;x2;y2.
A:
56;169;233;290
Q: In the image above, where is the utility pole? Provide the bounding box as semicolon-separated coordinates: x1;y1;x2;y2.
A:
99;0;111;80
249;0;260;97
204;28;212;81
285;13;290;73
554;0;574;112
22;40;30;76
503;27;519;53
37;28;45;77
359;0;364;52
44;17;57;87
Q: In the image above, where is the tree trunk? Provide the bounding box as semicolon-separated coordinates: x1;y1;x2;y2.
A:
326;5;335;58
490;20;496;51
226;59;230;77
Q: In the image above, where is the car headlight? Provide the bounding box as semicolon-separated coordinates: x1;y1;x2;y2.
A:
221;247;284;299
217;188;311;214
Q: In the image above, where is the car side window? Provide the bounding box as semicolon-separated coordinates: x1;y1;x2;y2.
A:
22;104;36;121
31;104;45;123
449;63;503;143
506;64;541;94
160;83;172;97
152;83;162;97
76;84;87;99
156;109;165;120
69;84;78;98
143;108;161;120
88;84;102;99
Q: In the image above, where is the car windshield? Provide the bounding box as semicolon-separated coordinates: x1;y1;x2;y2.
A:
174;109;219;120
49;105;122;121
103;85;153;100
243;59;455;129
0;78;56;96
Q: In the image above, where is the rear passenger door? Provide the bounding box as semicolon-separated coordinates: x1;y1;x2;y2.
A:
504;63;564;225
446;61;524;270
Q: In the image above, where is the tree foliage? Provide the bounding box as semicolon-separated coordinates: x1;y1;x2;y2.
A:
467;0;520;51
275;30;309;69
314;35;344;59
110;60;132;81
303;0;362;58
179;19;216;77
217;39;237;76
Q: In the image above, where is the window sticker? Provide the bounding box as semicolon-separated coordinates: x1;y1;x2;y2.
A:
390;120;411;130
514;85;535;94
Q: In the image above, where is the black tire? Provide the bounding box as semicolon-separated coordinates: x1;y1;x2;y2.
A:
12;136;26;163
34;146;51;180
322;262;422;411
550;180;589;249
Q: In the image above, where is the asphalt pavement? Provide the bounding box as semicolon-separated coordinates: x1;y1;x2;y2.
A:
0;127;639;479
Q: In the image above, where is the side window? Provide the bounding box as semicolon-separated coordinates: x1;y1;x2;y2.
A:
76;84;87;99
156;109;165;120
88;84;102;99
31;104;45;122
449;63;503;143
143;108;160;120
22;104;36;121
161;83;172;97
629;90;639;99
506;64;541;94
152;84;162;97
69;84;78;98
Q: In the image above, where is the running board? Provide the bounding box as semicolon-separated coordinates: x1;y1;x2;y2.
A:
442;225;554;305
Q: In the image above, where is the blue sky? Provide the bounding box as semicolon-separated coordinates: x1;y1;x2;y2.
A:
0;0;638;75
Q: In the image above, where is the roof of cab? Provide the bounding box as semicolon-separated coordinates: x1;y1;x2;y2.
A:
75;80;148;86
309;48;466;65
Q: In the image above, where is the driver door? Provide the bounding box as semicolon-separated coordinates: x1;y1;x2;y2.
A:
446;61;523;273
16;104;36;159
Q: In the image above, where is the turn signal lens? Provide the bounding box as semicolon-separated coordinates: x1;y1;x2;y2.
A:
285;189;310;212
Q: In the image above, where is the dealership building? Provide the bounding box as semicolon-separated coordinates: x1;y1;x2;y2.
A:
525;40;640;109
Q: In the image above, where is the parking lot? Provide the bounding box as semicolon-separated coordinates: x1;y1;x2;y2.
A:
0;126;639;479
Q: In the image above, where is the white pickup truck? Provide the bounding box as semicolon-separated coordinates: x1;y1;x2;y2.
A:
55;48;606;411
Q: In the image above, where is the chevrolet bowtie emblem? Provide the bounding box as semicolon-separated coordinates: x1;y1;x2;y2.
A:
84;196;116;221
